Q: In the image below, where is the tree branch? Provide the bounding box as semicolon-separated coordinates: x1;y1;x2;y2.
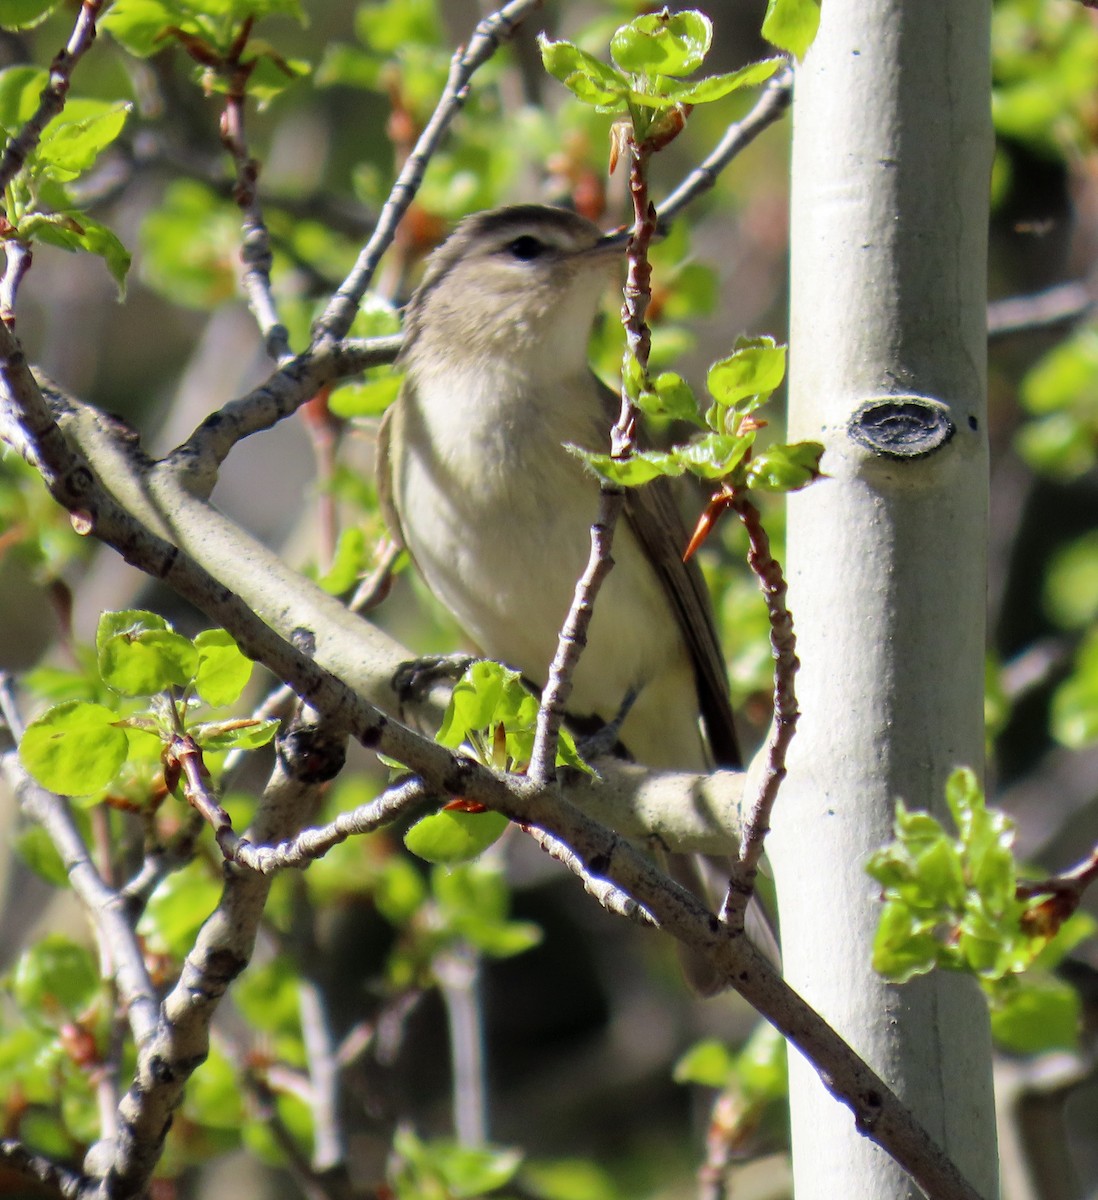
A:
657;64;794;224
313;0;544;342
0;0;107;193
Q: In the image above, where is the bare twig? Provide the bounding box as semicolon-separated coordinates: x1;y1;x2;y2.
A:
526;487;625;784
167;334;402;477
216;18;291;363
988;280;1093;340
527;130;659;783
165;730;240;859
522;823;657;924
313;0;544;342
0;1138;85;1199
721;494;799;928
226;777;430;872
0;240;33;328
658;64;795;224
436;947;489;1147
0;0;107;193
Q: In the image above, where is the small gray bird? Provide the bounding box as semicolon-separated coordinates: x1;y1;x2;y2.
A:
377;204;740;780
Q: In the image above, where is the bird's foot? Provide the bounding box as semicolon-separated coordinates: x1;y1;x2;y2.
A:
392;654;476;704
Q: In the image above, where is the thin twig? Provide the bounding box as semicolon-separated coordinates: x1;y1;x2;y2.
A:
0;1138;85;1199
658;64;794;224
526;488;625;784
227;777;430;872
527;132;658;783
987;280;1093;340
436;947;489;1147
721;495;799;929
521;823;657;925
0;240;33;328
0;759;161;1048
313;0;543;342
167;334;402;474
217;19;291;363
0;0;107;193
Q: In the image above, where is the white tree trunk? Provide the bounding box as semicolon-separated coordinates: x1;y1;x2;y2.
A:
769;2;999;1197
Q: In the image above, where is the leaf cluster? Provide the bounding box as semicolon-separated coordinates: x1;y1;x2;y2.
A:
19;609;275;803
540;10;784;145
575;336;822;496
0;66;131;289
402;661;588;866
868;767;1094;1054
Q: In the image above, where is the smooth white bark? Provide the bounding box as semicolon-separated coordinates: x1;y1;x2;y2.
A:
769;2;998;1197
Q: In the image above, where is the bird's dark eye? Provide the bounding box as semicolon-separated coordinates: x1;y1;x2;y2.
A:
505;235;548;261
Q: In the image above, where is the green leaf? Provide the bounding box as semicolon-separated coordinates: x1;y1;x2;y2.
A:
707;337;787;408
675;433;752;480
140;180;240;309
733;1023;788;1103
744;441;824;491
990;977;1081;1053
762;0;822;60
610;10;712;77
572;446;684;486
0;65;47;133
27;214;131;295
192;717;279;752
19;700;129;795
193;628;253;707
390;1129;523;1198
37;100;131;180
404;808;509;865
12;935;98;1018
518;1158;620;1200
97;610;198;696
0;0;60;30
100;0;179;58
871;901;942;983
635;371;701;423
659;57;785;105
672;1037;735;1087
539;35;628;107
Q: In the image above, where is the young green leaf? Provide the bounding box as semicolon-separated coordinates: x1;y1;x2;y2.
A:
571;446;684;487
19;700;129;795
538;36;628;108
0;0;60;30
27;215;131;295
192;717;279;753
0;65;47;131
707;337;787;408
404;809;510;865
96;610;198;696
657;57;785;105
743;441;824;491
37;100;131;181
762;0;822;61
610;10;713;77
193;628;253;707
